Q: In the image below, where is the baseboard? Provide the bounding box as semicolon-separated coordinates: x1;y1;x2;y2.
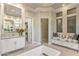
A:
48;42;52;45
32;41;41;45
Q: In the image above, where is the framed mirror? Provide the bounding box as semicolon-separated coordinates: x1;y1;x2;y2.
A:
3;4;22;33
3;20;14;32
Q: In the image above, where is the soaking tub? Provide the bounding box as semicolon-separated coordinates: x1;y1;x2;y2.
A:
18;45;61;56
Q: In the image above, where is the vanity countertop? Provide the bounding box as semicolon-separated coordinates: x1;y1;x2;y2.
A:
1;32;25;39
1;36;25;39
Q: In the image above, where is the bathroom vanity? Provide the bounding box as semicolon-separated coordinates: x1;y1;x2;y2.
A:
1;36;25;54
0;3;26;55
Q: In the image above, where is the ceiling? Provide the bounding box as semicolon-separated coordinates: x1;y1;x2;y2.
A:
22;3;76;12
23;3;73;9
29;3;54;7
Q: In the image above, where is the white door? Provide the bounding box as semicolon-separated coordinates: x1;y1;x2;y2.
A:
25;17;32;43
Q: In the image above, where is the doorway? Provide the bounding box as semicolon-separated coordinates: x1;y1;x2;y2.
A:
41;18;48;43
25;17;32;44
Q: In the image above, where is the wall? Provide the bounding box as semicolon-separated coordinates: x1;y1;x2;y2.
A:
0;3;1;55
0;4;1;36
76;5;79;34
51;10;56;38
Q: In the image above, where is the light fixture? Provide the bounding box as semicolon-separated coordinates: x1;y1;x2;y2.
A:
62;4;65;7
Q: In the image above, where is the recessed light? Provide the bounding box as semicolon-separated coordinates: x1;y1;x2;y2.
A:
62;4;65;7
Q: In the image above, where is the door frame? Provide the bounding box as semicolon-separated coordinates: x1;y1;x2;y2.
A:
40;18;49;43
25;17;33;43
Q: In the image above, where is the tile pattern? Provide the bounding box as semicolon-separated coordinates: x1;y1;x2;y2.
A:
46;43;79;56
3;43;79;56
3;42;41;56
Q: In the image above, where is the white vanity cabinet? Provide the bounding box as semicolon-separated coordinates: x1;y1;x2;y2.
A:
1;39;15;54
1;37;25;54
15;37;25;50
6;39;16;53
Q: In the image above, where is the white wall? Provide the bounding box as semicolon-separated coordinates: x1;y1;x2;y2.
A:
51;10;56;39
0;3;1;56
76;5;79;34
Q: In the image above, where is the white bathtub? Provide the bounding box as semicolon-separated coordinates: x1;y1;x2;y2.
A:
18;45;61;56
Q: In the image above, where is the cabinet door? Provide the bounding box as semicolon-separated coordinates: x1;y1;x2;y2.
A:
1;40;8;54
16;37;25;49
6;39;15;52
1;39;15;54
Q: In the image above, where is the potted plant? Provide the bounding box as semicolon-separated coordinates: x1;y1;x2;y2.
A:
16;28;25;36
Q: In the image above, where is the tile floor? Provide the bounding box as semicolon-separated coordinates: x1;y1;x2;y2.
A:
2;42;79;56
46;44;79;56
